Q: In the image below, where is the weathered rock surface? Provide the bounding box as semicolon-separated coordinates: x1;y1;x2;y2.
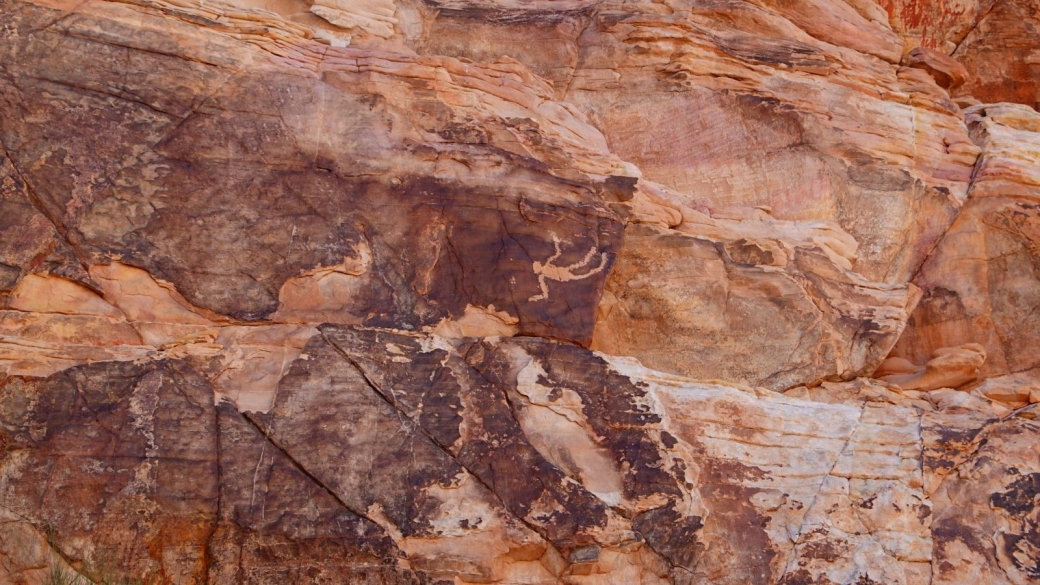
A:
0;0;1038;582
424;0;980;284
879;0;1040;109
0;0;631;344
926;411;1040;584
0;0;943;389
949;0;1040;109
892;103;1040;378
1;329;1037;583
877;342;986;391
0;360;220;582
592;220;917;390
0;354;419;583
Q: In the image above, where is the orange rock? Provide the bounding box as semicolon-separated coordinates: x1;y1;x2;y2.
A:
878;343;987;391
892;104;1040;377
0;0;1037;581
902;46;969;89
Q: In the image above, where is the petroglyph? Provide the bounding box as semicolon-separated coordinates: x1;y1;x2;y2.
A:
529;235;609;302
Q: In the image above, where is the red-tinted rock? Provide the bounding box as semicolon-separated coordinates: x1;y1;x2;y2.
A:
0;360;219;583
892;104;1040;378
903;46;969;89
880;0;1040;108
209;401;418;584
0;0;1037;582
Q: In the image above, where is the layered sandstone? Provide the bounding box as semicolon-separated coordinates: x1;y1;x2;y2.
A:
879;0;1040;108
424;0;981;284
0;0;941;389
2;327;1038;584
0;0;1037;583
892;104;1040;379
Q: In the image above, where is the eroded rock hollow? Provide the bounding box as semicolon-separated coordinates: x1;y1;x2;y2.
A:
0;0;1038;583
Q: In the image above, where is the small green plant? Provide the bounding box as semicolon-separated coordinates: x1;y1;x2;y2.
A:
40;526;87;585
42;554;151;585
40;526;149;585
44;563;85;585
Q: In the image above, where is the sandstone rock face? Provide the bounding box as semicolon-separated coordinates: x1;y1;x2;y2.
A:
2;327;1036;584
592;221;917;390
424;0;980;284
949;0;1040;109
892;104;1040;378
0;0;939;389
926;412;1040;584
0;0;1038;583
877;342;986;391
878;0;1040;108
876;0;995;53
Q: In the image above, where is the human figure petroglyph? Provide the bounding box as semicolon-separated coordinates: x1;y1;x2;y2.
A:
529;234;609;302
